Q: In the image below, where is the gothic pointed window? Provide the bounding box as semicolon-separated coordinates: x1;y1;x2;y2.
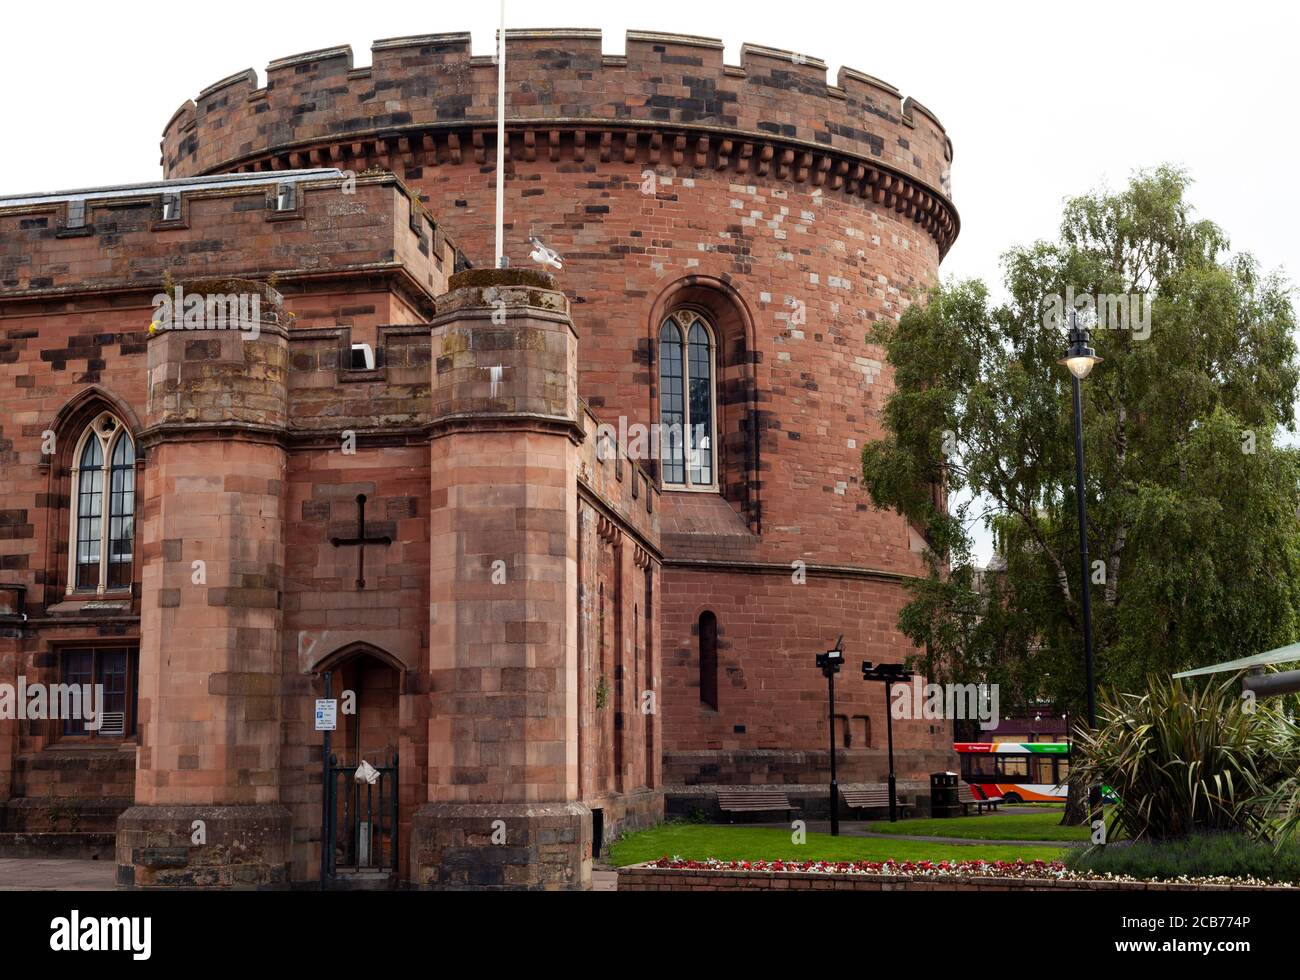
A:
658;311;717;489
69;412;135;594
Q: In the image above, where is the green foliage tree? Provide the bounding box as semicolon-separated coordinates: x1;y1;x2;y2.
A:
863;167;1300;786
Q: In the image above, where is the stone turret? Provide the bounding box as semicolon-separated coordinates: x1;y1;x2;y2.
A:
414;269;590;889
117;279;292;887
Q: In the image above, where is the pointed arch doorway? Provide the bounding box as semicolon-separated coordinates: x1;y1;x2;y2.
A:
316;644;402;889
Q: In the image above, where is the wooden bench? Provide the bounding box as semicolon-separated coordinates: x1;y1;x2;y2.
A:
840;786;913;817
715;789;796;822
958;784;1003;814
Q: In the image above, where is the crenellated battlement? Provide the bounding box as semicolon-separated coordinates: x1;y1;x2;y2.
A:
0;172;456;303
162;29;957;253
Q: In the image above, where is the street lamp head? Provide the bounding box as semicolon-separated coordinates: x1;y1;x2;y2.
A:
1059;323;1102;380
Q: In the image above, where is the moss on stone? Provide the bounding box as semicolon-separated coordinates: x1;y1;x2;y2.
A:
174;276;284;307
449;268;555;291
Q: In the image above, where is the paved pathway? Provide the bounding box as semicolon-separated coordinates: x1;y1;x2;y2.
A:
0;858;116;891
0;816;1077;892
0;858;620;892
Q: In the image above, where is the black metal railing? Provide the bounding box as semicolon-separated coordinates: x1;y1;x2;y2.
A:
324;752;398;879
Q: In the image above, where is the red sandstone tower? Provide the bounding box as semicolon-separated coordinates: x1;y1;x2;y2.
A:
0;28;959;888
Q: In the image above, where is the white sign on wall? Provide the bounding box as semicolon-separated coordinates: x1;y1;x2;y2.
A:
315;698;338;731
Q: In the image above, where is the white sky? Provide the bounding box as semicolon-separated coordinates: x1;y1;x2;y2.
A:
3;0;1297;561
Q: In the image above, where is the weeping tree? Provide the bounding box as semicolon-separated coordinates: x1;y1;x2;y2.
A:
863;166;1300;822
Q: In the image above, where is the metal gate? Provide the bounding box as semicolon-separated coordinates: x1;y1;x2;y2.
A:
323;752;398;883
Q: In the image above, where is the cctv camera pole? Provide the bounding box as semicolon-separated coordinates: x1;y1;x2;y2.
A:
884;679;897;823
862;662;911;822
818;637;845;836
827;660;839;837
494;0;507;269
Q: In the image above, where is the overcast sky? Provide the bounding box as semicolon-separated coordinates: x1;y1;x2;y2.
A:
3;0;1296;560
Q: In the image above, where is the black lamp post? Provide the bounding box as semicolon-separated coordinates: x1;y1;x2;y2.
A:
817;636;845;836
862;661;912;822
1058;311;1102;729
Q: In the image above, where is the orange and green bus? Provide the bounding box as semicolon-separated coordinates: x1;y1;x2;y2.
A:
954;741;1070;803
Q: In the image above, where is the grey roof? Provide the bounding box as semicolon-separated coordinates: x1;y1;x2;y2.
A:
1173;641;1300;678
0;169;346;209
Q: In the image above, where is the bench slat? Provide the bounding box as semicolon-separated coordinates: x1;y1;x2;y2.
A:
716;790;793;813
841;787;911;810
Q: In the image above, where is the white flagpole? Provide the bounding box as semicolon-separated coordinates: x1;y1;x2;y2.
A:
495;0;506;268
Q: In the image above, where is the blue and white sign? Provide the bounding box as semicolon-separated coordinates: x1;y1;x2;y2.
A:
315;698;338;731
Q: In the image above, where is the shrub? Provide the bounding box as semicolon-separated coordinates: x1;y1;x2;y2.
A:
1068;675;1300;841
1068;831;1300;883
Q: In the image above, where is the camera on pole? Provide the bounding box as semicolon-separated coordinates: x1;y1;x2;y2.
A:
817;643;844;677
818;636;845;835
862;660;912;823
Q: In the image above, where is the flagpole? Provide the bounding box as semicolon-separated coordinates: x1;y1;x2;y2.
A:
495;0;506;268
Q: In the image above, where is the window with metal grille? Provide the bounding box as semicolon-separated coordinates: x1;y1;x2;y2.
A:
60;647;138;739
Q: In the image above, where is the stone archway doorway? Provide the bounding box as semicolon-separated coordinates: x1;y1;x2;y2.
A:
316;646;402;889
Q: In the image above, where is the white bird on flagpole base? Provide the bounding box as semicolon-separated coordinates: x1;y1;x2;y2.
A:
529;237;563;272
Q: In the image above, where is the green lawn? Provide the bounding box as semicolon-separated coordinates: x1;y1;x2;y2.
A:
607;823;1069;867
864;811;1091;843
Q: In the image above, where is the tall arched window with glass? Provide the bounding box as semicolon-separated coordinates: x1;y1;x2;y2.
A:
658;311;716;489
69;413;135;594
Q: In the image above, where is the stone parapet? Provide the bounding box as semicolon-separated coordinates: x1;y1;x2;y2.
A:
429;269;578;428
161;31;956;254
0;174;452;301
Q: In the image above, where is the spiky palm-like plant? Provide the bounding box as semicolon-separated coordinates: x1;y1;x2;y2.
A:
1068;676;1300;841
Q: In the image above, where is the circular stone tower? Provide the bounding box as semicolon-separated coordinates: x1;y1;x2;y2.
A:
164;29;961;798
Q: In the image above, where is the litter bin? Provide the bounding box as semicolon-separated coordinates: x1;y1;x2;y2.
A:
931;771;961;818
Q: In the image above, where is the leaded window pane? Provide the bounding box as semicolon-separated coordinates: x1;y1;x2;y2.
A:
658;322;685;485
108;435;135;590
688;322;713;486
76;438;103;590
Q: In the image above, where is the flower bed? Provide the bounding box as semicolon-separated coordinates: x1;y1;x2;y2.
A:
621;856;1293;891
650;856;1071;879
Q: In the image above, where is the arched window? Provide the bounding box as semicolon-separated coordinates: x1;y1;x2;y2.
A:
659;311;716;489
698;611;718;710
69;412;135;595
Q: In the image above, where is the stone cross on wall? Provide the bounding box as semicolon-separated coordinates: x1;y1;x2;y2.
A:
330;493;392;590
